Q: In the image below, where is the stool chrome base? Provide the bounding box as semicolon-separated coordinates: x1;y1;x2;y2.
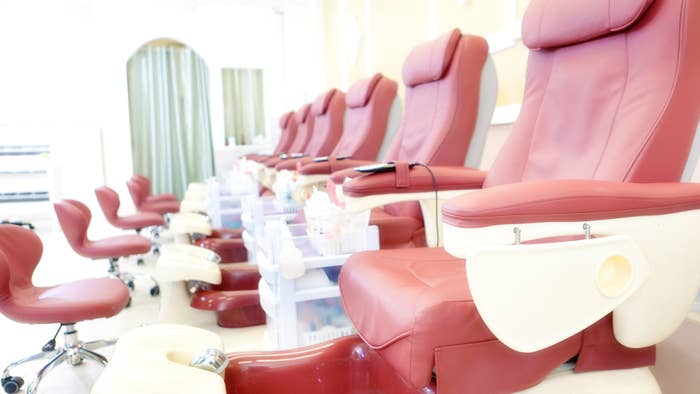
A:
108;257;160;301
1;324;116;394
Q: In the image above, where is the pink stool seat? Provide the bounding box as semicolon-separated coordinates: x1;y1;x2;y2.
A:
110;213;164;230
3;278;129;324
145;193;177;203
80;235;152;259
138;199;180;215
0;225;130;325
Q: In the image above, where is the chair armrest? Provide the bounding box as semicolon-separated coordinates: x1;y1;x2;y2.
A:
302;159;376;176
328;160;380;184
442;179;700;229
275;157;314;171
343;165;487;197
263;156;283;168
340;165;486;213
339;165;486;247
441;180;700;354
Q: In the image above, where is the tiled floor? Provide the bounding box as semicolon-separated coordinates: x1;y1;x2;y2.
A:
0;227;264;394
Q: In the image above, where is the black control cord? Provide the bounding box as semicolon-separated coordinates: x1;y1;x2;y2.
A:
42;324;63;352
410;163;439;247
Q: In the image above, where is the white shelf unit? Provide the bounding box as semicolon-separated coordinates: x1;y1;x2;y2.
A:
0;145;52;227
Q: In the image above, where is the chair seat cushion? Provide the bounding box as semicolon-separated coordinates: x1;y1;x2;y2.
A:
3;278;129;324
145;193;178;204
339;247;656;390
339;247;493;387
82;235;152;259
369;208;425;249
139;199;180;214
113;212;165;230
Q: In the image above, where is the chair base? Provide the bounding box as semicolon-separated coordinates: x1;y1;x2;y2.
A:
1;324;115;394
108;257;160;302
223;336;660;394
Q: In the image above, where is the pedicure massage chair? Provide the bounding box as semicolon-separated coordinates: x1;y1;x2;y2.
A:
244;110;299;163
93;0;700;392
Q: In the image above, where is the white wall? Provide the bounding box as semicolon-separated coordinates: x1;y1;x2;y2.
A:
0;0;324;218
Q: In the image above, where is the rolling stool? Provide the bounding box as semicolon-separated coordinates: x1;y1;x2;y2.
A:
53;199;160;304
0;225;130;394
95;186;166;258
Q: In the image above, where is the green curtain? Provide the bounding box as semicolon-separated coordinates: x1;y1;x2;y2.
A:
127;45;215;199
222;68;265;145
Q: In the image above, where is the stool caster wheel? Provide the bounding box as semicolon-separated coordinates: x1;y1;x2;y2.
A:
153;247;160;256
137;258;145;265
126;281;135;291
2;376;24;393
150;286;160;297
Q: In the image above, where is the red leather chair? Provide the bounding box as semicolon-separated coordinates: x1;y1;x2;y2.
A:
327;28;493;249
131;174;178;203
126;177;180;215
261;104;315;169
245;111;299;162
95;186;165;255
95;186;165;232
0;225;129;394
335;0;700;392
53;199;160;299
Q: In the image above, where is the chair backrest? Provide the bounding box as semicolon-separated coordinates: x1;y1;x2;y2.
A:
305;89;346;157
330;74;400;161
95;186;121;226
379;28;496;220
273;111;299;155
485;0;700;188
0;225;43;301
126;178;146;208
285;104;314;154
53;199;92;255
132;174;151;195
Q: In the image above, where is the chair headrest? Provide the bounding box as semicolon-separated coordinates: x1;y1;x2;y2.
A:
311;89;340;116
523;0;655;50
402;28;461;88
278;111;294;129
346;74;383;108
296;104;311;123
